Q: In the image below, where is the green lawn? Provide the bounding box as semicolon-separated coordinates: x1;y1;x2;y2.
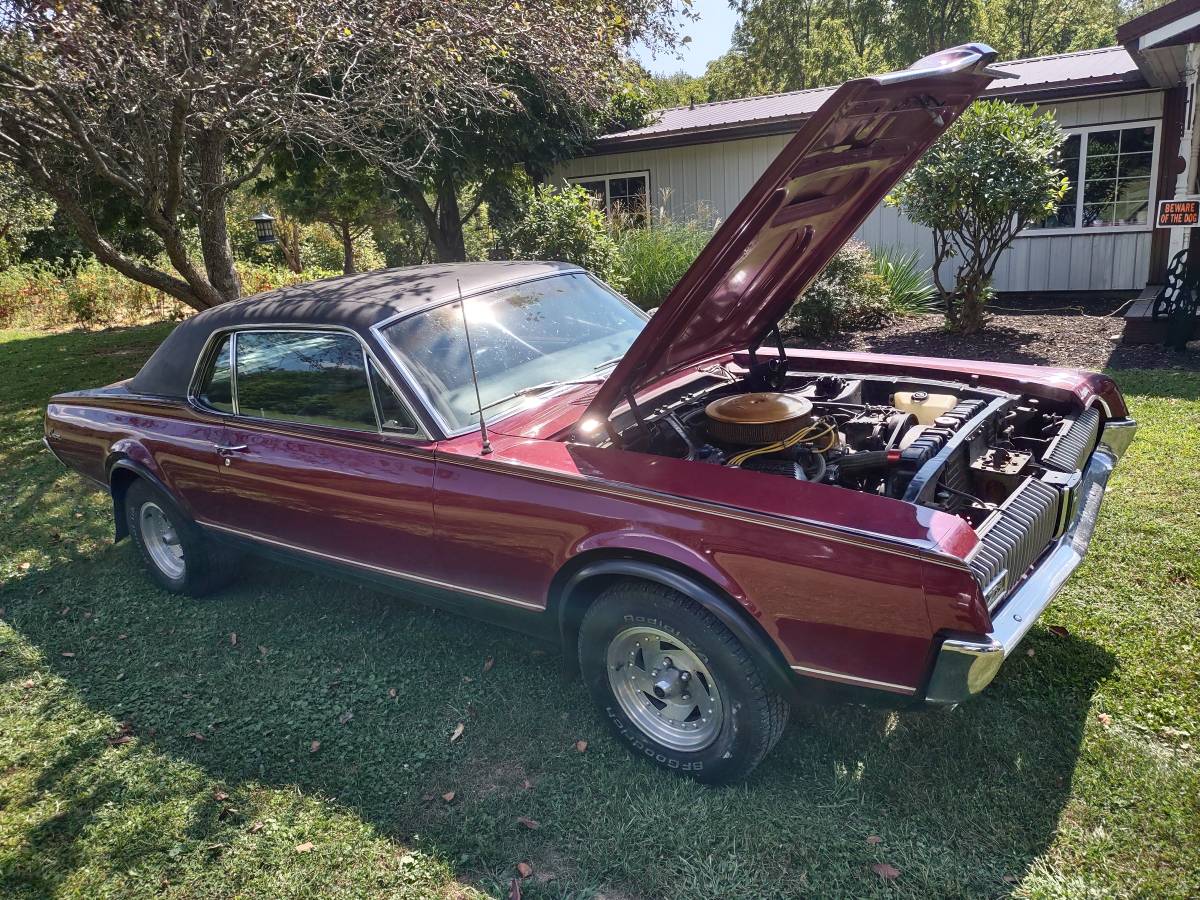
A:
1;324;1197;899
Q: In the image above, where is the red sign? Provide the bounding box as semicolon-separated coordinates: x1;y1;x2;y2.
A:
1156;199;1200;228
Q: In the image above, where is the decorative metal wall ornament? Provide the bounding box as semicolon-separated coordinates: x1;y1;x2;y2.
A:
1151;248;1199;351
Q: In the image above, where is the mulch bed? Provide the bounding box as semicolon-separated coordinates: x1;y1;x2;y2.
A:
790;296;1200;371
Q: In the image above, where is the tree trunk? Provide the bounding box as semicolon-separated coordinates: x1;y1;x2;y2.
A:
340;220;356;275
196;130;242;302
435;176;467;262
277;216;304;273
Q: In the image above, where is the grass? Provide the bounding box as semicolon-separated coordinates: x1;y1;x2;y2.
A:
1;324;1198;898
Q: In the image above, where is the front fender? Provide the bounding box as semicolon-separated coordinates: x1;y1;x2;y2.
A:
554;555;799;700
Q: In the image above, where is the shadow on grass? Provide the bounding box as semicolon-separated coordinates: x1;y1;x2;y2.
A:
6;543;1116;897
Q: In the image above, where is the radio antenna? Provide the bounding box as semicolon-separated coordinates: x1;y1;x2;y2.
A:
458;280;492;455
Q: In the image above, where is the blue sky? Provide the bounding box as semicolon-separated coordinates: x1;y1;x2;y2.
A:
632;0;737;77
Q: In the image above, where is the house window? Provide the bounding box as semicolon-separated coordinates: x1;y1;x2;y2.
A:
1030;123;1157;231
569;171;649;223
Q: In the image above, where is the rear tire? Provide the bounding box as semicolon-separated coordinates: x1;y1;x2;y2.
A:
124;479;240;597
578;580;789;783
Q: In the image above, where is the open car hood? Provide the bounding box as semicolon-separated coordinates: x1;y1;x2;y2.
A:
582;43;1003;429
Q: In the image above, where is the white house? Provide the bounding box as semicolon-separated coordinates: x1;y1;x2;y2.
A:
553;0;1200;304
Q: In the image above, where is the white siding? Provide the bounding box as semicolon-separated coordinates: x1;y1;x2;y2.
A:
553;90;1165;293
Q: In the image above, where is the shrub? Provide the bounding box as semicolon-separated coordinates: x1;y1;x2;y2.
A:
614;209;716;310
888;99;1067;333
494;184;620;285
871;246;938;316
780;240;890;339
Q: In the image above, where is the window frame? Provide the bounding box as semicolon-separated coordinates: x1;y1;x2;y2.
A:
1023;119;1160;236
188;324;429;440
567;170;651;218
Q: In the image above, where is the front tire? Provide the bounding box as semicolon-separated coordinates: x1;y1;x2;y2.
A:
578;580;789;783
124;479;239;596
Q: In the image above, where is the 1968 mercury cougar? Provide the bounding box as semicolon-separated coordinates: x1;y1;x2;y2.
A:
44;44;1136;781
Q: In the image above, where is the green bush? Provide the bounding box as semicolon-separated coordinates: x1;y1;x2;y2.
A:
0;258;340;329
871;246;938;315
615;212;715;310
494;184;620;285
780;240;890;339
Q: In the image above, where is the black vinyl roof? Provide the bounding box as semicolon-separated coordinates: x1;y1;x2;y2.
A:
129;261;580;398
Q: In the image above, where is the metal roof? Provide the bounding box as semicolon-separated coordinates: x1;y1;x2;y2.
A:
595;46;1147;152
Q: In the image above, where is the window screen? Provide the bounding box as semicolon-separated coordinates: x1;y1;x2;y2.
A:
198;335;234;413
233;331;377;431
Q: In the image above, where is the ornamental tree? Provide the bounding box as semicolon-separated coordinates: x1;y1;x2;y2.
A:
887;99;1067;333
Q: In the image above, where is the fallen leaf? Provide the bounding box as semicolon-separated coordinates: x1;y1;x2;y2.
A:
213;790;230;802
483;656;495;673
871;862;901;880
257;645;269;656
866;835;882;845
186;731;207;742
574;740;588;753
516;816;540;830
462;676;474;683
248;821;264;833
60;651;75;658
1002;874;1019;884
441;791;456;803
107;734;133;746
118;633;127;640
467;702;479;719
338;710;354;725
388;687;398;699
22;679;34;689
521;779;533;790
1097;712;1113;727
450;722;465;743
508;878;522;900
310;740;321;753
18;561;30;571
294;841;314;854
1048;625;1070;638
516;861;533;878
421;793;435;802
1025;648;1035;657
217;806;237;820
229;632;237;646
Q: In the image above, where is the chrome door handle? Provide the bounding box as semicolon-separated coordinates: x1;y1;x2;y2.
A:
215;444;248;455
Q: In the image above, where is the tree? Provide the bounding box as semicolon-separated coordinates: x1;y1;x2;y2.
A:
979;0;1121;60
264;153;394;275
0;164;54;268
0;0;679;310
887;99;1067;333
889;0;981;65
494;184;621;285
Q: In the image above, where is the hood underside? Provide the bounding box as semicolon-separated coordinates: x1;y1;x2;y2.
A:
582;43;1004;428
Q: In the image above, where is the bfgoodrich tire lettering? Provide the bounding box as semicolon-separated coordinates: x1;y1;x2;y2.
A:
124;478;240;597
578;580;789;783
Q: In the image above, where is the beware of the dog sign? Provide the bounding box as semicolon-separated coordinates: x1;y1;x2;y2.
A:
1156;199;1200;228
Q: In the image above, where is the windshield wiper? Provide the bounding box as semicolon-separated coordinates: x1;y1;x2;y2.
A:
479;376;604;412
593;355;624;371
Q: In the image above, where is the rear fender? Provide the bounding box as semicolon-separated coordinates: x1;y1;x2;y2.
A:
105;447;188;541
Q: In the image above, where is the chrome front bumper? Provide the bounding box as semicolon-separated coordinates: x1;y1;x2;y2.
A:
925;417;1136;704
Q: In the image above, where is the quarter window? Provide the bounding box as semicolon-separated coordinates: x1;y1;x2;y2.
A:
198;335;234;413
1030;124;1156;230
233;331;377;431
368;358;418;433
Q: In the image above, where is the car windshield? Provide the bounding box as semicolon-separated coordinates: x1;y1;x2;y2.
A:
379;273;646;431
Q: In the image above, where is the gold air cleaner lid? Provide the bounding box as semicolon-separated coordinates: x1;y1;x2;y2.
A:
704;393;814;445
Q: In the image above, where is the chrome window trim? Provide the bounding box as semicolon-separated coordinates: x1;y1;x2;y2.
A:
370;270;647;439
187;323;432;442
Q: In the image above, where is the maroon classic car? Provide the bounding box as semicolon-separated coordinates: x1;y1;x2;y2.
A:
45;44;1136;781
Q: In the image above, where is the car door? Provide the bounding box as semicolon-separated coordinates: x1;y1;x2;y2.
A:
198;327;440;582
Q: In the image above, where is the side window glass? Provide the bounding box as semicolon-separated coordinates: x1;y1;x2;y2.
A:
234;331;377;431
369;359;419;434
199;335;234;413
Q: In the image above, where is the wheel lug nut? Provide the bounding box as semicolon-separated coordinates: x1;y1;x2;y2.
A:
662;657;672;668
680;671;690;682
651;669;658;677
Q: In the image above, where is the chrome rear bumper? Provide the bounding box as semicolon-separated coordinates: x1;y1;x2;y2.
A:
925;417;1136;704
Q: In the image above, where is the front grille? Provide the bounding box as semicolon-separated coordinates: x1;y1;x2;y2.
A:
1044;408;1101;472
969;477;1061;609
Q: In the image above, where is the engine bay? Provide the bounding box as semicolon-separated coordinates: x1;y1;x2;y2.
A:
607;365;1096;527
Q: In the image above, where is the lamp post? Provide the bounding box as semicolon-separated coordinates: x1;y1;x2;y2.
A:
250;209;277;244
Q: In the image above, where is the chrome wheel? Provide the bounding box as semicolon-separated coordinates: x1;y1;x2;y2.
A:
139;501;185;580
606;625;723;751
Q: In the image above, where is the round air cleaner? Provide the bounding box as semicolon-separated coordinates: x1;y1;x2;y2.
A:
704;392;814;445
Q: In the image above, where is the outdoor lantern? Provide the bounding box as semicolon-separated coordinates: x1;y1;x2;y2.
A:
250;209;277;244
